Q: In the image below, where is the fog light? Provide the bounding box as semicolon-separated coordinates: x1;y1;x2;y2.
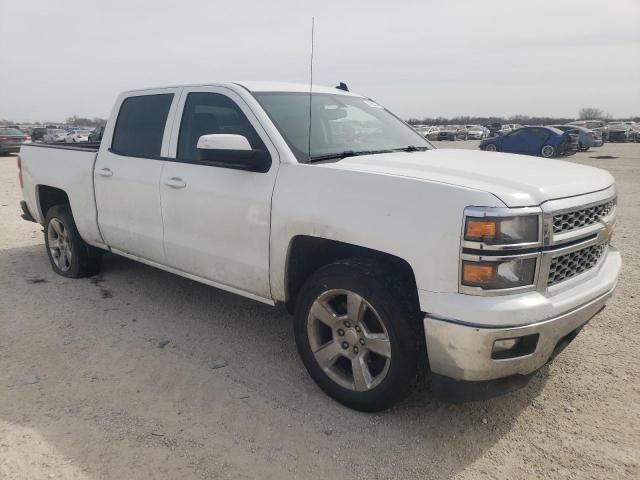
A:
491;334;540;360
493;338;519;353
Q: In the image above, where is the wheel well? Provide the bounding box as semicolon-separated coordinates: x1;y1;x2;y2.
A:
285;236;419;313
37;185;69;219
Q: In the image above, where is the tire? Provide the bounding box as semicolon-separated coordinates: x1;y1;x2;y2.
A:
293;258;423;412
540;144;556;158
484;143;497;152
44;204;102;278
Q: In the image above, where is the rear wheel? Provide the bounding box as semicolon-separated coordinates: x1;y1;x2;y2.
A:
45;205;102;278
294;258;423;412
541;144;556;158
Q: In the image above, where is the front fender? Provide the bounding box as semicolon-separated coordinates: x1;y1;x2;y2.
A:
269;163;504;311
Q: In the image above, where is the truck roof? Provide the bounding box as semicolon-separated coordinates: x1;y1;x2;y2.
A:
121;81;361;97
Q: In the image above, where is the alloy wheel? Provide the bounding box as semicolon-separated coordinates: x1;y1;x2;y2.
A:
48;218;73;271
307;289;391;392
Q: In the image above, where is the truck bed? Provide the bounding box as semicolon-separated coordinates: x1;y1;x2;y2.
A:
20;143;104;248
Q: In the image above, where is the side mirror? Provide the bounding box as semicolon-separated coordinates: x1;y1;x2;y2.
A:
196;134;271;172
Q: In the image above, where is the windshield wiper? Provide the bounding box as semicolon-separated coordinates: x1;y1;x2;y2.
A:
308;149;393;163
392;145;430;152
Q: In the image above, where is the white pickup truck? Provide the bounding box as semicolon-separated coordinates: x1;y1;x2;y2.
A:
18;82;621;411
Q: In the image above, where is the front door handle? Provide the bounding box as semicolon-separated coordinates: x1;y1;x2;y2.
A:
164;177;187;189
97;168;113;177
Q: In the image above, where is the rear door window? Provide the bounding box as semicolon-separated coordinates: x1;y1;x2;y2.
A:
111;94;174;158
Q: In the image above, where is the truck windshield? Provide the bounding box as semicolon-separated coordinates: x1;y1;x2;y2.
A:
253;92;432;162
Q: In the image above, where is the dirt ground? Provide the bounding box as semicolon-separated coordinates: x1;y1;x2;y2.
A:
1;141;638;480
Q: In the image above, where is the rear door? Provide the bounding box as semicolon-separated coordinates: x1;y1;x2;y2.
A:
94;89;179;263
160;86;279;299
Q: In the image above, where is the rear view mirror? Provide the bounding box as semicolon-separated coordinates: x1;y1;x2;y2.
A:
196;134;271;172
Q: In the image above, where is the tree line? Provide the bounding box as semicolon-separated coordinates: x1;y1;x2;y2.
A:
407;108;639;126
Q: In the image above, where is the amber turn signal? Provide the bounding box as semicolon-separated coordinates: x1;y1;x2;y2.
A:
461;262;496;286
465;219;497;241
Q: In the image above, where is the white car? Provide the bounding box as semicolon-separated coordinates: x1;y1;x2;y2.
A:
65;130;92;143
42;129;68;143
422;126;441;140
466;125;488;140
17;81;621;411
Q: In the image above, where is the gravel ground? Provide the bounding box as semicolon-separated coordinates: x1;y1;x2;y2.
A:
0;142;638;479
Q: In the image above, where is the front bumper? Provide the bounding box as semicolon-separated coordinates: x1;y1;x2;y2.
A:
424;286;614;382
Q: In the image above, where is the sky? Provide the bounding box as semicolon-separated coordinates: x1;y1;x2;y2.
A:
1;0;639;122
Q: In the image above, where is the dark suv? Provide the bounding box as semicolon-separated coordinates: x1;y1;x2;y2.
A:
30;127;48;141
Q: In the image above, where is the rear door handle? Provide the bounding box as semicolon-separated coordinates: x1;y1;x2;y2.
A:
164;177;187;189
97;168;113;177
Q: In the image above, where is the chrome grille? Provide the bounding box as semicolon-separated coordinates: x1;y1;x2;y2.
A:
552;198;616;234
547;243;606;286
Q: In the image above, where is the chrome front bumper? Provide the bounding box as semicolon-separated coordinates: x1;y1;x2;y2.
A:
424;287;614;381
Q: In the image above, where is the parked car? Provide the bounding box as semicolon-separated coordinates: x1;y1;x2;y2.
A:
18;81;620;411
551;125;602;151
0;127;30;154
607;122;636;142
479;126;578;157
30;127;48;142
422;126;441;141
65;130;92;143
486;123;504;138
568;120;609;142
498;124;513;136
43;129;68;143
88;125;105;142
438;125;468;141
466;125;489;140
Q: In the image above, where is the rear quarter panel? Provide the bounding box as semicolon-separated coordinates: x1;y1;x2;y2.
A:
20;144;105;247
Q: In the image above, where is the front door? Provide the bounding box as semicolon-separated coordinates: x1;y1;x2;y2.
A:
160;87;279;299
94;89;179;263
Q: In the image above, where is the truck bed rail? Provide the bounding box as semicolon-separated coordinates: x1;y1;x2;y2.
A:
22;142;101;153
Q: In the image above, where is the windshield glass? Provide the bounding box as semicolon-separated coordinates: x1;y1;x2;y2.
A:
253;92;432;162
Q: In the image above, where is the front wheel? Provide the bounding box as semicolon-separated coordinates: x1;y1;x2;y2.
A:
294;259;423;412
540;144;556;158
45;205;102;278
484;143;497;152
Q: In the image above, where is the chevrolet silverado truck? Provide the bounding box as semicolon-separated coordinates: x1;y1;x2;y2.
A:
17;82;621;411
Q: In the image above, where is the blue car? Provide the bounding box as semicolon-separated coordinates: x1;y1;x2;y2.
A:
479;126;578;158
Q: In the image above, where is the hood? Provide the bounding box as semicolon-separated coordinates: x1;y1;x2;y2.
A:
319;149;614;207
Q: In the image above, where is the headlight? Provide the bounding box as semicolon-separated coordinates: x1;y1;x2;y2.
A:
464;211;539;246
460;207;542;295
461;257;537;290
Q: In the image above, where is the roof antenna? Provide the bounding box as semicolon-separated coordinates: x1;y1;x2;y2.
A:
336;82;349;92
307;17;315;164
